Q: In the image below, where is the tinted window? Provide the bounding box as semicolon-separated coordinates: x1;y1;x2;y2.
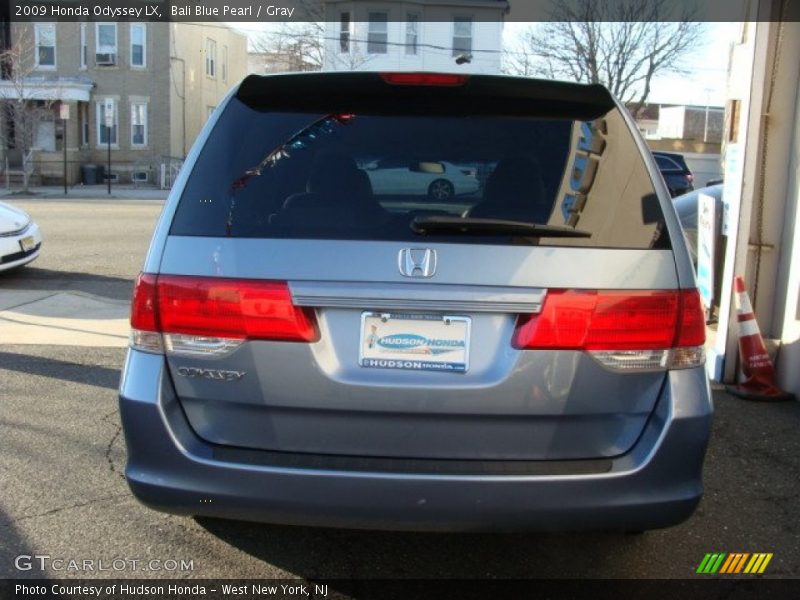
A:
170;97;670;250
655;155;682;171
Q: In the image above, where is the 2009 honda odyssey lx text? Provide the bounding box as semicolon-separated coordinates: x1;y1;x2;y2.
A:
119;72;712;531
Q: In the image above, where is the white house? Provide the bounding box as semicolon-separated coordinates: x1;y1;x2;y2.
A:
658;105;724;143
322;1;508;74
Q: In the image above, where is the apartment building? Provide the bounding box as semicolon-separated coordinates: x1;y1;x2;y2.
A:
322;1;508;74
0;21;246;185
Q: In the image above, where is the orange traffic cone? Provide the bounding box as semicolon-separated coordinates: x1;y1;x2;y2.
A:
726;276;794;402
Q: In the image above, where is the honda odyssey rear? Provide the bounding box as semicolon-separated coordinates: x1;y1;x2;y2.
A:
119;72;712;531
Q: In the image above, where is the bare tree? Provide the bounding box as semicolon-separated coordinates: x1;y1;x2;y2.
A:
503;37;538;78
504;0;705;115
251;23;376;72
327;38;374;71
249;0;373;73
248;0;325;73
251;21;325;73
0;25;55;191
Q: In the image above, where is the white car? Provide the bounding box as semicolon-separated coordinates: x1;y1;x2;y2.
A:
0;201;42;272
365;159;480;200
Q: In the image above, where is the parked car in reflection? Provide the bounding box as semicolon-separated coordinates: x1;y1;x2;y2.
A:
364;158;480;200
654;151;695;197
0;201;42;272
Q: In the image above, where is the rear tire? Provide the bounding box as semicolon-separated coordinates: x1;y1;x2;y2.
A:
428;179;454;200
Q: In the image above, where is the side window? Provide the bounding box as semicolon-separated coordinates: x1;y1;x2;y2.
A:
130;101;148;147
367;12;388;54
95;23;117;66
34;24;56;68
377;158;408;169
96;99;118;146
80;23;87;69
452;17;472;56
655;155;680;170
130;23;146;68
221;45;228;82
405;14;419;55
206;38;217;77
339;12;350;53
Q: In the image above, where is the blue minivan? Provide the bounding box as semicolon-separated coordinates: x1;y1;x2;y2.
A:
119;72;712;531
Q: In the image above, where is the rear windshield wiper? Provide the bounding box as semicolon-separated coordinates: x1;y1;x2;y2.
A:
411;216;591;238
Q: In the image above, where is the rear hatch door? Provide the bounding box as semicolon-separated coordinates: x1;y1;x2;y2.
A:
157;73;680;461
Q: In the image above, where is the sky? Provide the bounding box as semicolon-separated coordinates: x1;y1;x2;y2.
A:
232;21;740;108
502;22;740;107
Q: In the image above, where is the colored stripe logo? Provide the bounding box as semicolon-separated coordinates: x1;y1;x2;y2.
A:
696;553;773;574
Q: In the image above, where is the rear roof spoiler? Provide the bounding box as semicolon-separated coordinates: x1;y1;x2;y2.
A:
236;72;616;120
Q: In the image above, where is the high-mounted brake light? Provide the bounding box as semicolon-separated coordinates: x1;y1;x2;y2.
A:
513;289;705;371
129;274;318;356
380;72;469;87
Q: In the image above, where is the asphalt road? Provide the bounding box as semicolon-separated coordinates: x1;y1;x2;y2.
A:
1;199;799;582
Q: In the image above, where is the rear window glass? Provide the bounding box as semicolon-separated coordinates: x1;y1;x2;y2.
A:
170;97;670;250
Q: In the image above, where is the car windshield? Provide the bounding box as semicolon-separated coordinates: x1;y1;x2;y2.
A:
171;97;670;250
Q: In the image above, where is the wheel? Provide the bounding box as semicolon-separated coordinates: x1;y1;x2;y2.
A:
428;179;454;200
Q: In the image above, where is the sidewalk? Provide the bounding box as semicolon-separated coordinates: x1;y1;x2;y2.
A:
0;289;129;347
0;184;169;201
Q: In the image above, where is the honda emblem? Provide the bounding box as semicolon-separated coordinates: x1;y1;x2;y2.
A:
398;248;437;278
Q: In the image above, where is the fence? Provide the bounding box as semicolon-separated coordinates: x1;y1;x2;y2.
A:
1;155;184;190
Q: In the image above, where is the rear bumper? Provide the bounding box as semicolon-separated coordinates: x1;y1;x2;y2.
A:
119;349;713;531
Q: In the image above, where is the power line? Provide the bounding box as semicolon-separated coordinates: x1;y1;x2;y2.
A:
164;21;727;73
261;28;728;71
272;29;507;55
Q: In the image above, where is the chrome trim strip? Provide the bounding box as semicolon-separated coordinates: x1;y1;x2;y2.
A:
290;282;545;313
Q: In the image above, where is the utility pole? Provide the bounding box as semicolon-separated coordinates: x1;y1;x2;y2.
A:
104;98;113;194
60;102;69;194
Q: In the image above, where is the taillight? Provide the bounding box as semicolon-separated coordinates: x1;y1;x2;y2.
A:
513;289;705;371
687;174;694;182
131;273;158;332
380;72;469;86
129;274;318;356
130;273;163;353
675;288;706;346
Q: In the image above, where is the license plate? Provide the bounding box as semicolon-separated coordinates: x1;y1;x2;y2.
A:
359;312;471;373
19;236;36;252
